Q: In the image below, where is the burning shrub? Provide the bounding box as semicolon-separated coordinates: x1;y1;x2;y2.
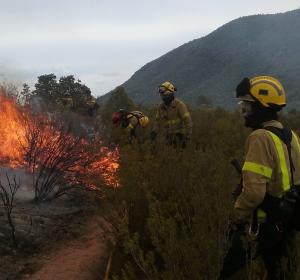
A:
24;117;89;201
22;114;119;202
0;87;119;203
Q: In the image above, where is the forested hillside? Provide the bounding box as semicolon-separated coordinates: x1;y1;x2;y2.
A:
100;9;300;108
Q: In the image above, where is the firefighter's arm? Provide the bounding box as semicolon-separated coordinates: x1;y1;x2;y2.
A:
178;103;192;138
234;132;274;221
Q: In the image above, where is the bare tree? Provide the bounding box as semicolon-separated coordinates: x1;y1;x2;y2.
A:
0;174;20;247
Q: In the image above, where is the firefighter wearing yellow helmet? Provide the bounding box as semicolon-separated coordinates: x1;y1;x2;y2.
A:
151;81;192;148
221;76;300;279
112;109;149;139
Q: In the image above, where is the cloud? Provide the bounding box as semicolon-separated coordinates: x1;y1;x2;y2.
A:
0;19;209;48
79;72;128;96
100;72;121;78
0;0;299;96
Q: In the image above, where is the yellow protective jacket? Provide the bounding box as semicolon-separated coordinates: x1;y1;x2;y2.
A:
234;120;300;221
153;98;192;137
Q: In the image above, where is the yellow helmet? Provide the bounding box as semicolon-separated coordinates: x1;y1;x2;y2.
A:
236;76;286;108
139;116;149;127
159;81;177;94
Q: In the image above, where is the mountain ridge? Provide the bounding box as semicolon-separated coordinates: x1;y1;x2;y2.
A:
99;9;300;108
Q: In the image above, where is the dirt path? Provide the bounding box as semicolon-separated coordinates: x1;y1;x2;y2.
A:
22;216;114;280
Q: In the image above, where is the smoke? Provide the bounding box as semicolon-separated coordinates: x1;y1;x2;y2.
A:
0;62;33;89
0;167;34;201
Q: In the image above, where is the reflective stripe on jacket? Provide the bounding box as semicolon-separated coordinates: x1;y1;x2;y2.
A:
153;98;192;137
234;120;300;221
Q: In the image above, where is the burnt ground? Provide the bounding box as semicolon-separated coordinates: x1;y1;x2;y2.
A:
0;191;115;280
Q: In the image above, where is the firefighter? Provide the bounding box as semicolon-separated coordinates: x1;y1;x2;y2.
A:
150;81;192;148
85;95;99;116
220;76;300;279
112;109;149;139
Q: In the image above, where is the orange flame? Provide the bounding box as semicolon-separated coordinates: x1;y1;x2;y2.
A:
90;147;120;187
0;91;27;166
0;89;119;188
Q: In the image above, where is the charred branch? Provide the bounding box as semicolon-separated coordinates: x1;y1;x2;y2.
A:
21;116;103;202
0;174;20;247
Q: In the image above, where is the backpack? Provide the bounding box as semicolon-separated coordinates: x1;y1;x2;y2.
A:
262;126;300;230
127;111;149;128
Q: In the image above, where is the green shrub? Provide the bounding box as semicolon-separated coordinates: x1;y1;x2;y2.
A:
107;108;300;279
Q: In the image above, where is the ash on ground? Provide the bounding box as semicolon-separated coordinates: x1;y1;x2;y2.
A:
0;186;100;280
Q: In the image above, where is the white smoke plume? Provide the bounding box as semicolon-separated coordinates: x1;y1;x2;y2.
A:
0;62;33;91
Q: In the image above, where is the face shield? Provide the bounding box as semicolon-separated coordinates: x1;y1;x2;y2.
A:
158;86;167;94
238;100;254;117
236;77;257;118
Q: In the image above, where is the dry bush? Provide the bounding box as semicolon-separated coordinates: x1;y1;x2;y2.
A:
0;174;20;247
108;108;248;279
107;108;300;280
22;115;106;202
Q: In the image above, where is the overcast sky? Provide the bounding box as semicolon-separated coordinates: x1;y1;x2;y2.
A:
0;0;299;96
